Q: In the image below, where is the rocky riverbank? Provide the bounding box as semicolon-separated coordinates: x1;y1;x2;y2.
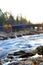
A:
0;46;43;65
0;31;40;40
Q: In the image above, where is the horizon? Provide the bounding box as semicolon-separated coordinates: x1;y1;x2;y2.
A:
0;0;43;24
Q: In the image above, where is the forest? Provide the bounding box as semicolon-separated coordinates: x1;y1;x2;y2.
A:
0;9;32;26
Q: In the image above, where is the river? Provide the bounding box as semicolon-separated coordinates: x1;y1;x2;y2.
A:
0;33;43;58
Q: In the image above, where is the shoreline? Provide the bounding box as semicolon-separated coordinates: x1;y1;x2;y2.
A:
0;49;43;65
0;31;43;40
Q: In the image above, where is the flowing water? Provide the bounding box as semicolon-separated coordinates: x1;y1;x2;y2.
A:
0;33;43;64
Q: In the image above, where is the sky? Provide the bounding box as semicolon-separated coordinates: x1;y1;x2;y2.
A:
0;0;43;24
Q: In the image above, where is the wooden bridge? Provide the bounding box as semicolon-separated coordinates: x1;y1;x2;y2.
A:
12;24;43;33
0;24;43;33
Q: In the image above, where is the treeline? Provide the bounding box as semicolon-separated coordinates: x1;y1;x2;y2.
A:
0;9;32;25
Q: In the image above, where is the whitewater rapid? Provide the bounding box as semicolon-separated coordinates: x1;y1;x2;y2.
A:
0;33;43;58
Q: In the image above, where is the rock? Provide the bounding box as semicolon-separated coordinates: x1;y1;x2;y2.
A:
9;36;16;38
17;34;22;37
7;54;14;59
0;36;8;40
19;53;35;58
13;50;26;56
32;60;40;65
0;59;2;65
36;46;43;55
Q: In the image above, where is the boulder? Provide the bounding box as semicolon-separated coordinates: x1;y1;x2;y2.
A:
13;50;26;56
7;54;14;59
19;53;35;58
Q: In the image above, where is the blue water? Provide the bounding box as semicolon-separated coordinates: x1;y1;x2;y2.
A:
0;33;43;58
